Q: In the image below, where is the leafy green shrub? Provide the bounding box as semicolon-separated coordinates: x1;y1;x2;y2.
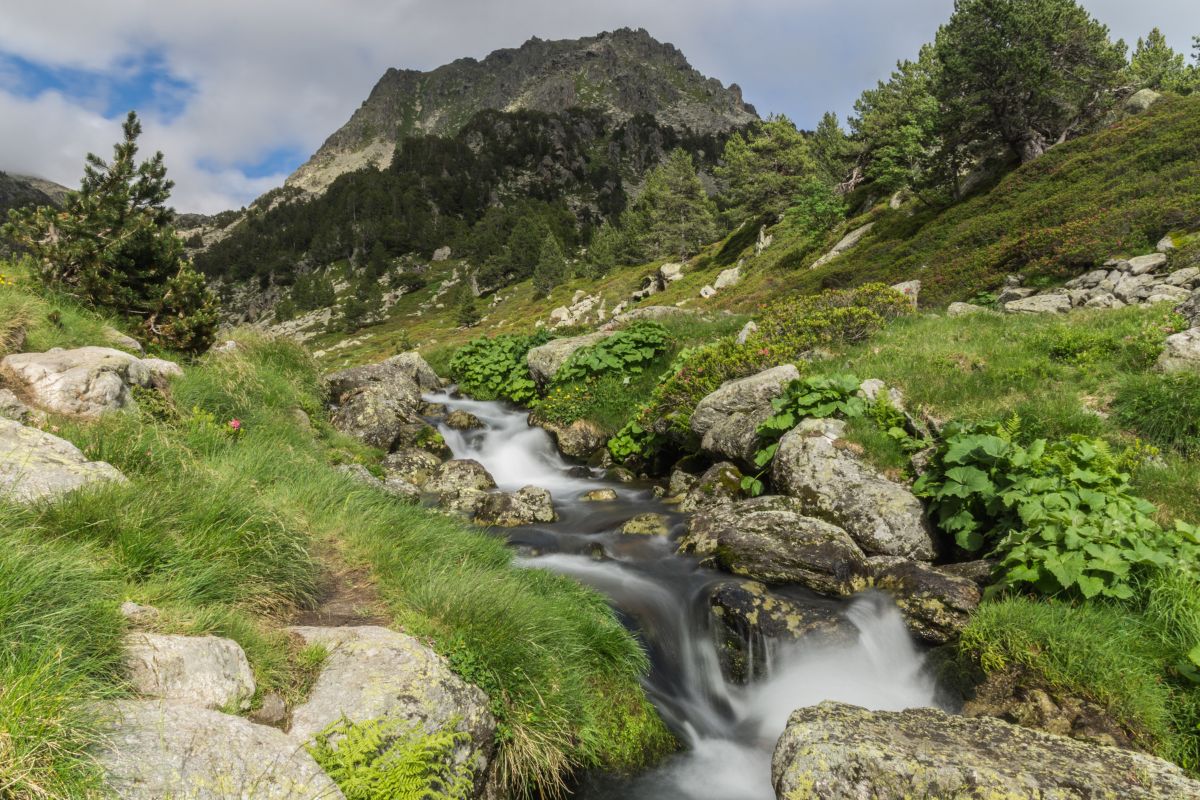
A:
1114;371;1200;456
914;418;1200;599
608;284;911;461
1033;315;1177;371
553;322;671;383
308;716;473;800
449;331;550;404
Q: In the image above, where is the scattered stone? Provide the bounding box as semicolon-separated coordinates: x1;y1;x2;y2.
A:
1003;293;1071;314
1124;88;1163;113
1146;287;1192;305
772;701;1199;800
444;409;484;430
580;488;619;502
606;466;636;483
1158;327;1200;372
432;245;452;261
336;463;420;500
119;601;160;626
771;418;937;560
756;224;774;255
811;223;875;269
857;378;905;412
103;326;144;354
1165;267;1199;287
287;626;495;793
867;556;980;643
699;285;717;299
99;700;345;800
681;495;868;596
691;364;800;466
210;339;239;353
668;467;699;498
1178;291;1200;327
658;262;684;284
123;633;256;710
946;302;987;317
249;692;288;727
527;331;614;385
0;418;126;503
607;305;696;326
890;280;920;308
424;459;496;499
709;581;854;683
0;388;30;421
995;285;1037;304
1125;252;1169;275
1157;235;1177;253
714;266;741;290
679;461;746;513
473;486;556;526
619;513;672;536
736;320;759;344
542;418;606;459
1;346;154;417
1084;293;1125;310
381;448;444;488
139;357;184;382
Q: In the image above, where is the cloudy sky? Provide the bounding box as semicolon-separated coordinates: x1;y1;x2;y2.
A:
1;1;1195;213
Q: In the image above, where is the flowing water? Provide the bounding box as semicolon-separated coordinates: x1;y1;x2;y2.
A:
431;392;938;799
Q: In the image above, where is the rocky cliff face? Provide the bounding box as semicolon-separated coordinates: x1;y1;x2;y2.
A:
287;28;757;193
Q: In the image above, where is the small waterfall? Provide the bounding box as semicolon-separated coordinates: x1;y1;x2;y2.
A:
429;391;938;799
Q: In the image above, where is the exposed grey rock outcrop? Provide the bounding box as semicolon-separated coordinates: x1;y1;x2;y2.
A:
1004;293;1071;314
866;556;981;643
123;633;256;711
324;351;441;398
679;461;746;512
288;626;496;794
473;486;556;526
681;496;868;596
98;700;345;800
771;701;1200;799
526;331;614;384
0;417;126;503
0;346;160;417
1158;327;1200;373
771;418;937;560
381;448;444;489
335;463;420;500
0;388;29;421
810;223;875;269
691;364;799;465
709;581;854;683
424;459;497;499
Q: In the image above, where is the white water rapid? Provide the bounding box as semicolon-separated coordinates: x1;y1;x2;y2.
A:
430;391;939;799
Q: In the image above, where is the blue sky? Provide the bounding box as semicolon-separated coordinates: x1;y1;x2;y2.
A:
0;1;1196;213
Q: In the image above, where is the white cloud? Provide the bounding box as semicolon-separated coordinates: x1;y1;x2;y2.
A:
0;0;1195;212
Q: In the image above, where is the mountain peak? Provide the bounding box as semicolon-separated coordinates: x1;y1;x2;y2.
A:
285;29;757;194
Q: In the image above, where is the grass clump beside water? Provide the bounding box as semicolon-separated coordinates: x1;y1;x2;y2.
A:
0;280;670;798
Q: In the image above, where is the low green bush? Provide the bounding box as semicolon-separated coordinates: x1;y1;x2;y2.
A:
915;417;1200;600
1113;371;1200;456
448;331;550;404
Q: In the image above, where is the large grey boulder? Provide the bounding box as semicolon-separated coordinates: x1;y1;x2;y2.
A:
867;556;981;644
0;418;126;503
709;581;855;683
329;383;425;451
1124;88;1163;113
1003;293;1070;315
691;365;799;465
526;331;614;384
810;223;875;269
679;461;746;512
771;701;1200;800
680;496;868;597
472;486;556;526
947;302;989;317
1123;252;1169;276
288;626;495;793
98;700;345;800
124;633;256;711
381;447;444;489
324;351;440;399
1158;327;1200;372
771;418;937;560
1179;291;1200;327
536;417;606;459
1;346;153;416
424;459;496;499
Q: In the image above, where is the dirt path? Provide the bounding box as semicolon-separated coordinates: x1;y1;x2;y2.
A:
292;541;389;627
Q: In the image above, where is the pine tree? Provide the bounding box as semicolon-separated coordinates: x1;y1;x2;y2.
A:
366;240;390;279
1127;28;1192;93
627;149;718;260
455;287;481;327
714;117;816;219
532;234;567;296
583;221;624;278
2;111;217;351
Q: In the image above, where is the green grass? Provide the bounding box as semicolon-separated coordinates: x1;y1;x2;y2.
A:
1114;371;1200;456
0;278;671;798
958;569;1200;772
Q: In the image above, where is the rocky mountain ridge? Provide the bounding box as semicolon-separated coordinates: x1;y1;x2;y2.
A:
286;27;758;194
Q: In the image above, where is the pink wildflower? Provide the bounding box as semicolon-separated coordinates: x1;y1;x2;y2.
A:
229;419;242;431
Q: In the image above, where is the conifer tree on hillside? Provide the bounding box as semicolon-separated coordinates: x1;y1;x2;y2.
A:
3;111;218;352
934;0;1126;164
532;233;567;296
1127;28;1195;94
627;149;718;261
714;118;817;220
455;286;481;328
583;221;624;278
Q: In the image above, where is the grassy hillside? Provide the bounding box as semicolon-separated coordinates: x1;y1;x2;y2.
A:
0;261;670;799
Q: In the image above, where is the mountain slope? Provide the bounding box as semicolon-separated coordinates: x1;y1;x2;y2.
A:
287;27;757;193
0;172;66;217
